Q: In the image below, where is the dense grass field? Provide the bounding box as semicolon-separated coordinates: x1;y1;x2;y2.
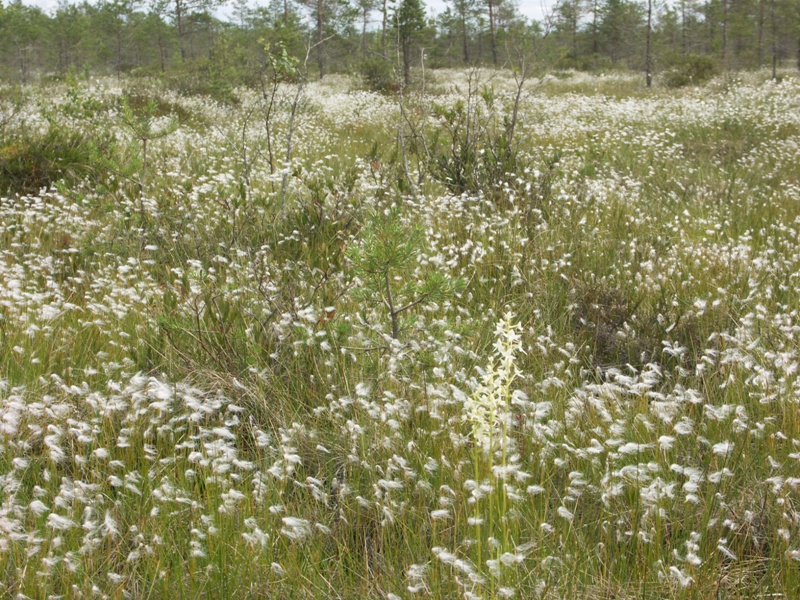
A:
1;68;800;599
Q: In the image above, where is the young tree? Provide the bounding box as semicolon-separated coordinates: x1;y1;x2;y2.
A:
448;0;478;63
645;0;653;86
299;0;356;78
348;210;464;342
554;0;584;63
356;0;376;52
0;0;47;81
119;97;179;217
396;0;425;84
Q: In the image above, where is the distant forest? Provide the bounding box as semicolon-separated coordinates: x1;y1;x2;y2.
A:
1;0;799;87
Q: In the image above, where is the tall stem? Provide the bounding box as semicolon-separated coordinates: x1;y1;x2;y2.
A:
721;0;729;70
139;138;148;218
385;270;399;340
473;446;482;578
645;0;653;88
280;82;304;210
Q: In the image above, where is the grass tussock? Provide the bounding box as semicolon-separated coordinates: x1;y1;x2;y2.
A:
0;128;106;196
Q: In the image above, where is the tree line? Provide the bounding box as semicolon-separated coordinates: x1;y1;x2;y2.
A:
1;0;798;87
553;0;800;78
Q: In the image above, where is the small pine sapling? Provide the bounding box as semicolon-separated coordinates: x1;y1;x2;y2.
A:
348;209;464;341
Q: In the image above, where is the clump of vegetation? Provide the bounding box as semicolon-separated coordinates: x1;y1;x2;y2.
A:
0;128;107;195
429;82;540;204
570;279;730;370
348;208;464;341
359;56;400;94
662;53;717;87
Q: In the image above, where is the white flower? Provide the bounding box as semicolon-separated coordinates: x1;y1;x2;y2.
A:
464;313;524;454
46;513;76;532
102;512;120;539
281;517;312;541
29;500;50;517
712;441;733;457
669;565;693;587
557;506;574;521
658;436;675;451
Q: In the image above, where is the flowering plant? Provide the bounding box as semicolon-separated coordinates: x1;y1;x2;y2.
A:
465;313;524;455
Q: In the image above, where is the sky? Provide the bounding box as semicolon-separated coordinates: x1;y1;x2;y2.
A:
20;0;551;24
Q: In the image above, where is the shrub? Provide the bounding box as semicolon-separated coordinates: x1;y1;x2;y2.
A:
663;54;717;88
359;57;400;94
428;84;554;206
165;68;241;105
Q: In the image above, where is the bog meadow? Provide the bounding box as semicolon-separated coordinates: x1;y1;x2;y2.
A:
2;0;800;598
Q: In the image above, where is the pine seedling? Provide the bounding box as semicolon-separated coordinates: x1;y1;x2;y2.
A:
348;209;464;341
119;96;178;218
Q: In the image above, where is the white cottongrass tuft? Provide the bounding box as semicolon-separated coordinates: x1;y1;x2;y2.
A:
712;441;734;457
29;500;50;517
47;514;76;531
557;506;574;521
280;517;312;541
669;565;693;587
